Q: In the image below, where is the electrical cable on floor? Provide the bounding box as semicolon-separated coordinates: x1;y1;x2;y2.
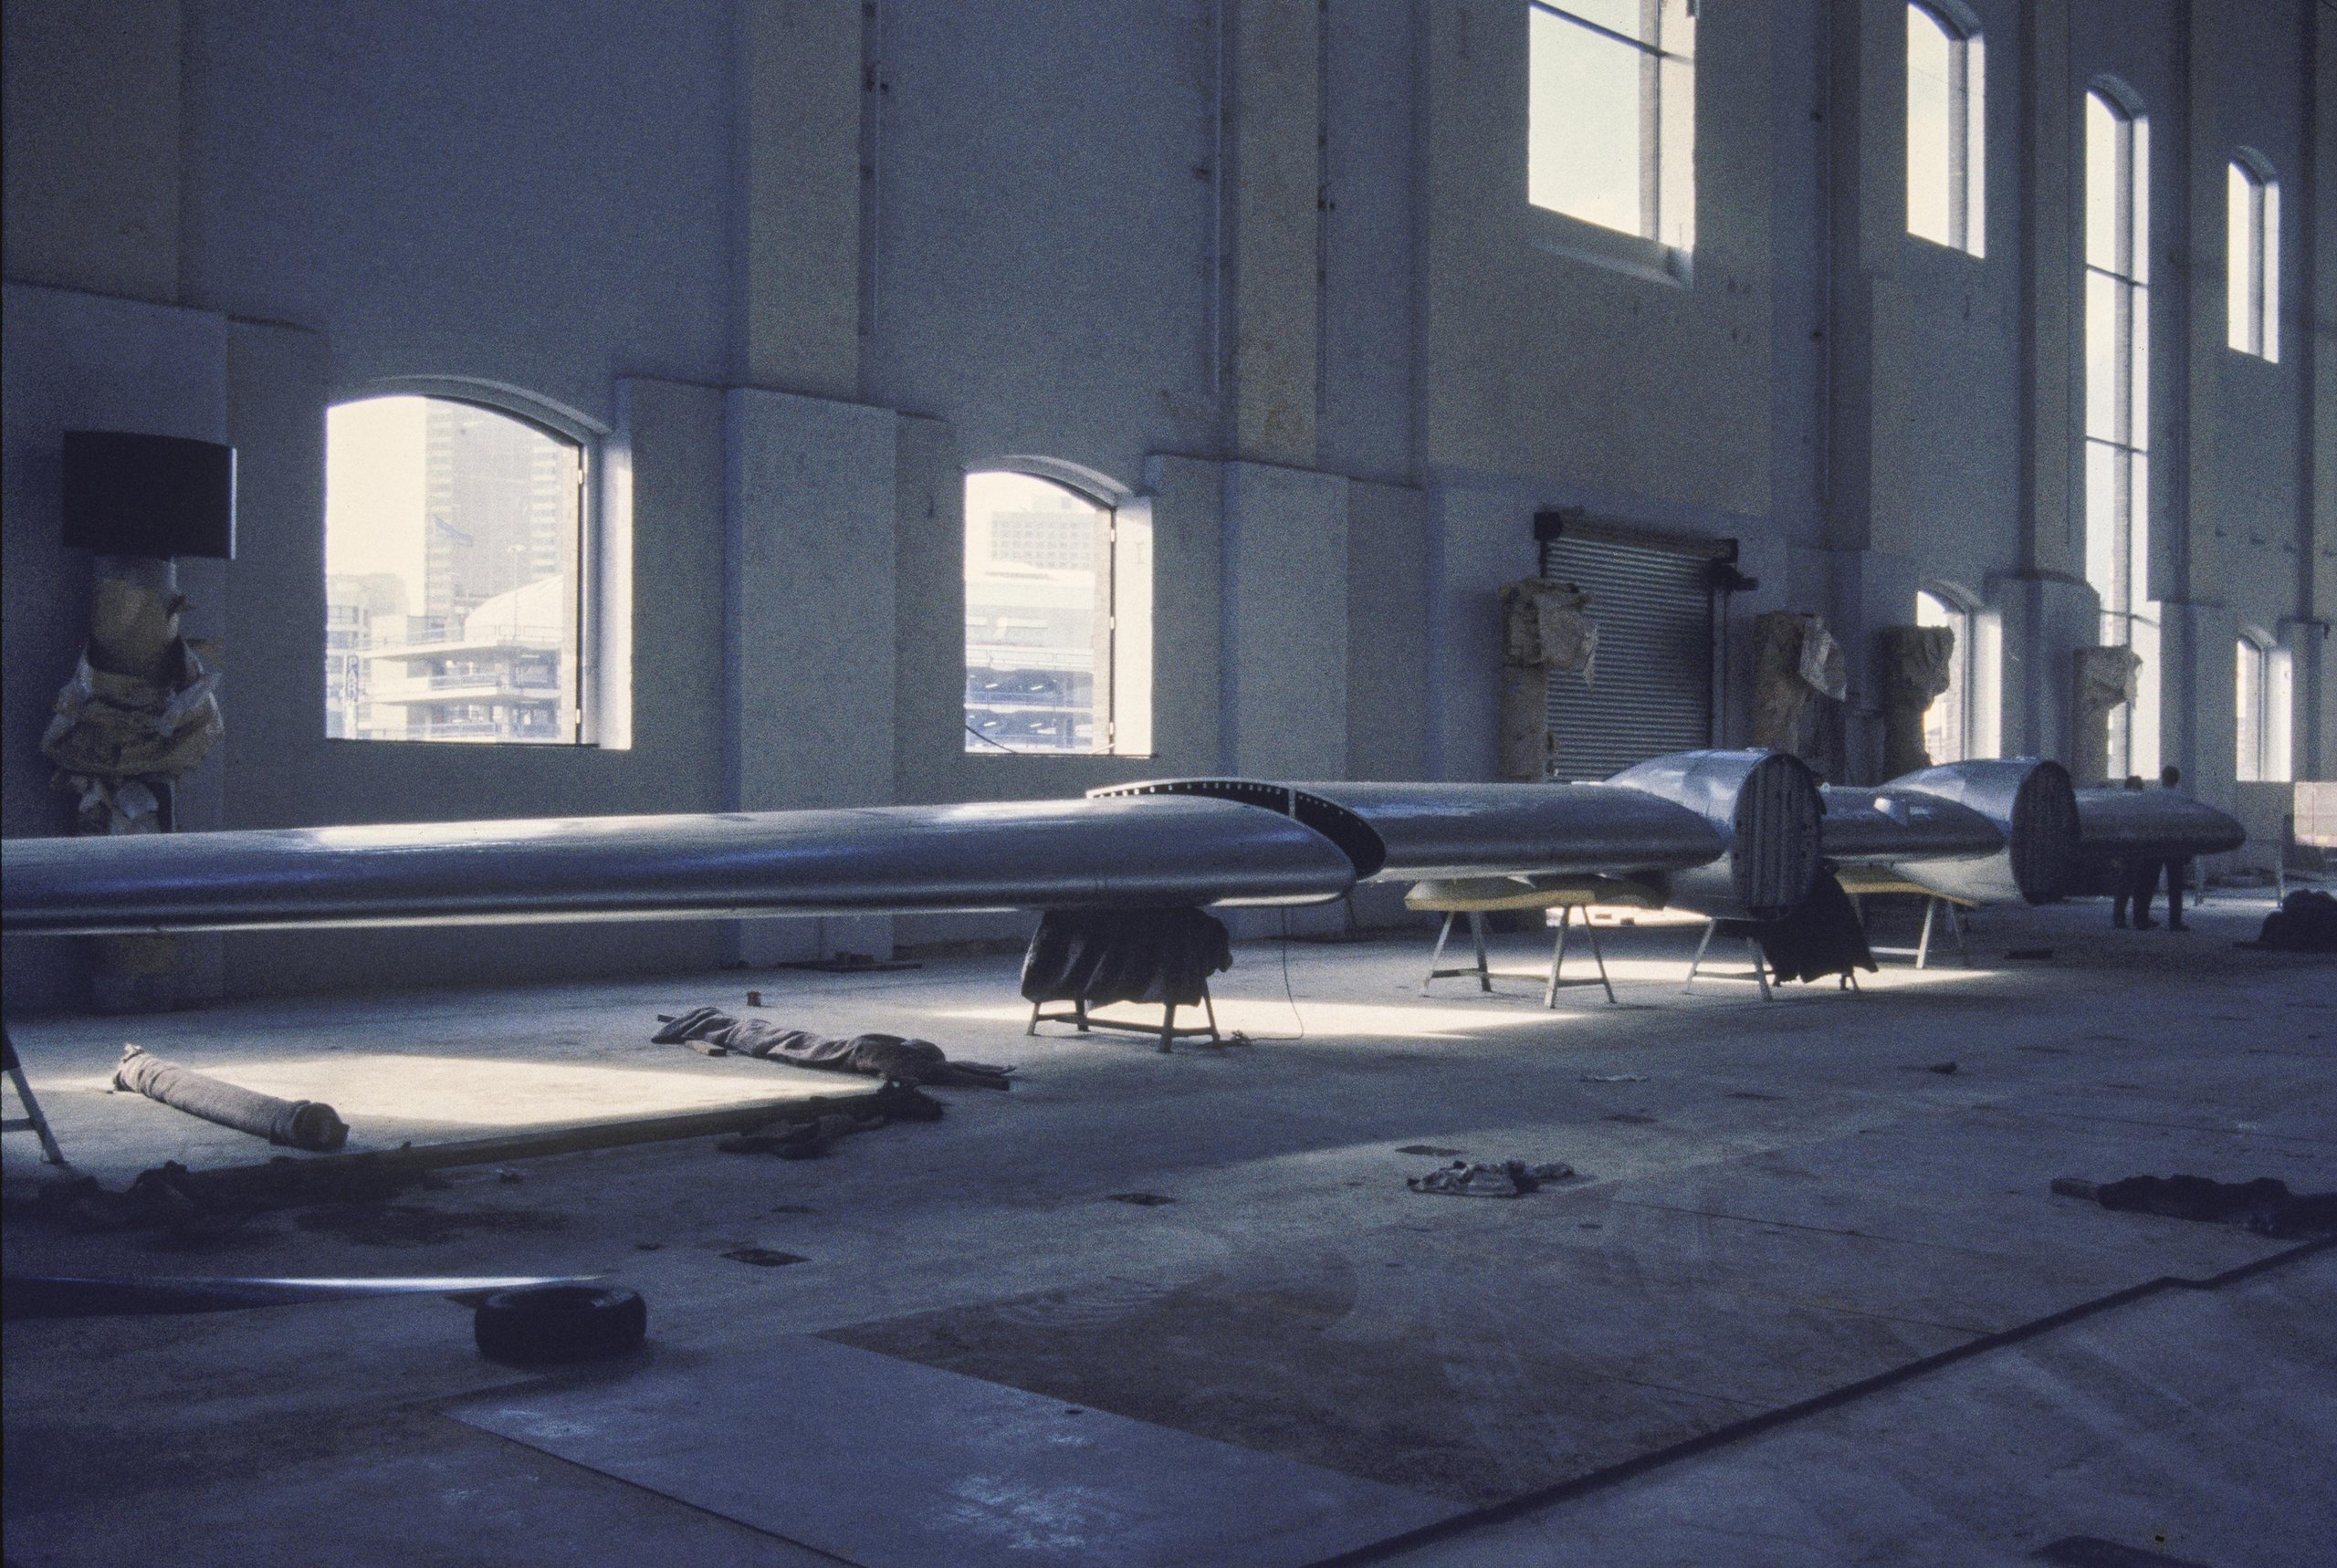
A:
1224;907;1306;1045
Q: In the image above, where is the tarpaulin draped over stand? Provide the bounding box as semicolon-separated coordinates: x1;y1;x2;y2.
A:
1718;870;1876;984
1019;907;1232;1009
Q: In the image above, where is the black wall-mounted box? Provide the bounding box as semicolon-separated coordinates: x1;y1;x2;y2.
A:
61;431;236;560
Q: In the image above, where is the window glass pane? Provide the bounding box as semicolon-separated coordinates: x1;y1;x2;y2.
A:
2084;94;2118;272
2128;605;2160;777
2130;116;2150;285
1964;35;1986;256
1906;5;1954;246
2084;272;2116;442
964;473;1109;754
1529;5;1646;236
325;396;581;744
2268;646;2293;780
1915;590;1965;764
2227;162;2252;352
2262;178;2280;361
1546;0;1645;42
2128;287;2149;446
2083;441;2118;599
2236;639;2261;781
2125;450;2149;608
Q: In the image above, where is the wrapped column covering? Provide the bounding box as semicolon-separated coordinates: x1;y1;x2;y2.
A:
1497;580;1598;782
1877;625;1955;780
2070;646;2141;785
113;1045;348;1152
1750;612;1847;775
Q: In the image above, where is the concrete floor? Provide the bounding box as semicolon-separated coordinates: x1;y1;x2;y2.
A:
4;891;2332;1566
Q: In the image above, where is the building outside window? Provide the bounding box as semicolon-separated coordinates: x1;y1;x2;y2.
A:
963;471;1151;756
1527;0;1695;266
2235;634;2292;783
323;395;587;744
2083;88;2158;779
2226;155;2279;361
1915;590;1972;764
1906;3;1984;256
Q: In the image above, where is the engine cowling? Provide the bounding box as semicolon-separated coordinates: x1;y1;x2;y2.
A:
1604;750;1826;921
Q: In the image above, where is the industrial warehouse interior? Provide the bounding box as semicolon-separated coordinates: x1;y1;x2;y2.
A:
3;2;2333;1565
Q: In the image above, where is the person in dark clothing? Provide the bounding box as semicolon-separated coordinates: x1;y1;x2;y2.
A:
2133;766;2193;932
2110;776;2148;928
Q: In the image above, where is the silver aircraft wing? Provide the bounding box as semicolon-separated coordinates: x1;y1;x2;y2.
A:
0;795;1357;936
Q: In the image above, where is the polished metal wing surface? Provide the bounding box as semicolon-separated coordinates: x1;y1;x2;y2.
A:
0;795;1357;936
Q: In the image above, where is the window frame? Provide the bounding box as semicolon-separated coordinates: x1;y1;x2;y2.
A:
2236;631;2293;784
960;466;1153;759
2081;85;2157;780
1525;0;1697;285
2226;153;2279;361
322;385;601;748
1905;1;1986;257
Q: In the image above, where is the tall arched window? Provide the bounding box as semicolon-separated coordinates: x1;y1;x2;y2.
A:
2226;152;2279;361
1916;590;1973;763
962;470;1151;755
2083;87;2156;778
1907;2;1984;256
324;395;588;744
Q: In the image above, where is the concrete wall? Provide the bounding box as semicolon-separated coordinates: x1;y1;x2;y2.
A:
2;0;2327;1007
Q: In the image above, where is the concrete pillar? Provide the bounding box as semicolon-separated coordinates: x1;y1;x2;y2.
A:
2306;1;2337;779
1221;460;1347;778
725;387;897;962
1223;0;1321;467
734;0;863;400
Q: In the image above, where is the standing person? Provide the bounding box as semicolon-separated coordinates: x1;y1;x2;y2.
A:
2156;765;2193;932
2110;776;2149;928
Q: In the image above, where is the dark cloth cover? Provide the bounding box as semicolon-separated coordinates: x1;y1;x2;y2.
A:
650;1009;1011;1089
2253;889;2337;953
1019;907;1233;1009
1720;869;1877;984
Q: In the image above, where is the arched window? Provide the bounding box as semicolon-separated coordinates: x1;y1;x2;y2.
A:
1916;590;1973;763
2083;86;2157;778
2226;153;2279;361
962;470;1151;756
2236;632;2292;783
1907;3;1984;256
324;395;588;744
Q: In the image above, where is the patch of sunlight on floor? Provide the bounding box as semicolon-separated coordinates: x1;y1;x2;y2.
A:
930;998;1590;1040
67;1054;873;1129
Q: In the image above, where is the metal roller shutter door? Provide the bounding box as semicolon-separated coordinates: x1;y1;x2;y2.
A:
1539;534;1713;781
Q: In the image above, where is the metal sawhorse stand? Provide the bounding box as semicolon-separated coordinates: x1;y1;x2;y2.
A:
1028;987;1222;1054
3;1027;68;1166
1682;918;1773;1000
1865;894;1972;969
1423;906;1617;1007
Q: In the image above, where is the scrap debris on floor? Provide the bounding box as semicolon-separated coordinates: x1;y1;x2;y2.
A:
652;1008;1015;1089
2053;1173;2337;1238
1407;1158;1577;1197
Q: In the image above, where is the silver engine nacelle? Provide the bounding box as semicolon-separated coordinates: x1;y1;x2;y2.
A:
1878;758;2082;904
1604;750;1826;921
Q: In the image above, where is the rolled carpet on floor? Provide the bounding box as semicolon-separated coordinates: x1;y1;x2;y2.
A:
113;1043;349;1152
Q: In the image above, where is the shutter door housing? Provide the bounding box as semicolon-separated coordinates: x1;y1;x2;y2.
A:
1539;530;1716;782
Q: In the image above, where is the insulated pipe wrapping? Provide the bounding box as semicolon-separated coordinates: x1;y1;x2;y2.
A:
113;1045;349;1152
